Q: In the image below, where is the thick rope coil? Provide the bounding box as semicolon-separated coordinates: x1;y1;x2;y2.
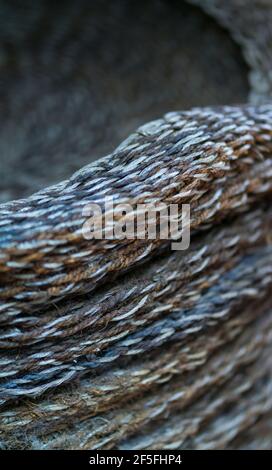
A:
1;0;272;450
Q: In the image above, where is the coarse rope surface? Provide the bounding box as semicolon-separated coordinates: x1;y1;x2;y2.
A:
0;0;272;450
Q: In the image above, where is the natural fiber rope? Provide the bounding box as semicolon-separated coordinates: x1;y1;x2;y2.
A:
1;105;272;318
1;0;272;450
1;207;272;402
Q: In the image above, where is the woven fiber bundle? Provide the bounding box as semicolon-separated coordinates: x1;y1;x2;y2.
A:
0;0;272;450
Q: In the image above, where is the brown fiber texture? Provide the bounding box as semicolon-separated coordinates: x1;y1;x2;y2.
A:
0;0;272;450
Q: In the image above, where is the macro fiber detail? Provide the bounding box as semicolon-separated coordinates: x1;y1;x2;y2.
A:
0;0;272;450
